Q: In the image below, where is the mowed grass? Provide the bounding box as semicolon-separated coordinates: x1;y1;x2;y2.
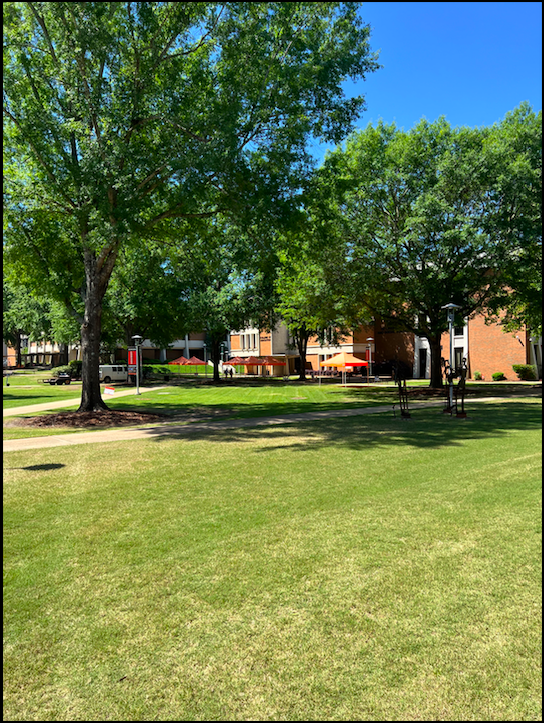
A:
106;380;399;417
3;377;83;409
3;399;541;721
3;378;401;440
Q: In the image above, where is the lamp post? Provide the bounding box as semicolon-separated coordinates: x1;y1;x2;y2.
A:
366;337;374;381
441;303;460;411
132;335;143;395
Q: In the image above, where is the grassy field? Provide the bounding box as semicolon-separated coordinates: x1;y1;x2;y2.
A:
4;371;539;425
3;397;541;721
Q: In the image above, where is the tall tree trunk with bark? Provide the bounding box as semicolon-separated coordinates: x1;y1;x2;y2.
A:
78;248;117;411
210;336;222;383
294;324;310;381
16;330;22;368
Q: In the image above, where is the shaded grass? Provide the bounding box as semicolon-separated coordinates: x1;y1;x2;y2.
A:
3;400;541;721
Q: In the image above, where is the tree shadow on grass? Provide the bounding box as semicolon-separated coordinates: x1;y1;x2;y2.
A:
5;463;66;471
142;400;542;453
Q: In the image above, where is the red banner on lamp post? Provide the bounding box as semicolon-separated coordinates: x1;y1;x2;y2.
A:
128;347;138;373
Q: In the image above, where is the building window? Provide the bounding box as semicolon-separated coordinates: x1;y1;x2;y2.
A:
454;326;464;337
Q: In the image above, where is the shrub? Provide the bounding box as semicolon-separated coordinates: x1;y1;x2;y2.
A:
473;371;482;380
492;372;507;381
512;364;537;381
50;365;72;377
68;360;82;378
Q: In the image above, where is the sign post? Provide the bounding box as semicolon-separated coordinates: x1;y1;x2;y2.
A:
128;334;143;394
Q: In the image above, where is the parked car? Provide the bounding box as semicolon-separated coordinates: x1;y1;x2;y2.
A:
98;365;128;383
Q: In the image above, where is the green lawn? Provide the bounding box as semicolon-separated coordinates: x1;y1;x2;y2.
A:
3;383;82;409
106;380;400;418
3;398;541;721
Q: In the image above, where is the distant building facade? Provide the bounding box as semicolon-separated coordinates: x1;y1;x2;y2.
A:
230;312;542;381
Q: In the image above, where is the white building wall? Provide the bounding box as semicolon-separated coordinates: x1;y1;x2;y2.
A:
413;337;431;379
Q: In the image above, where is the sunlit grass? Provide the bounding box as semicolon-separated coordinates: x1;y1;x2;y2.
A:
3;400;541;721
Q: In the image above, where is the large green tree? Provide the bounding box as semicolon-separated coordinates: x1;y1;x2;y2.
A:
483;104;542;337
4;1;379;410
319;107;542;387
275;236;366;381
3;277;52;367
170;217;279;383
105;243;193;350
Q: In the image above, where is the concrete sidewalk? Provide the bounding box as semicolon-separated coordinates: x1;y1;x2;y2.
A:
4;400;449;451
3;396;525;452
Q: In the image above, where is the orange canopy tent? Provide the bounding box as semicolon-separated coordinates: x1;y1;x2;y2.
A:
261;356;286;366
320;352;367;368
184;355;208;375
186;356;206;365
245;356;266;365
319;351;368;386
168;355;189;365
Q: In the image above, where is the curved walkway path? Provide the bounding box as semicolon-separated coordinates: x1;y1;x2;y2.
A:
5;390;540;452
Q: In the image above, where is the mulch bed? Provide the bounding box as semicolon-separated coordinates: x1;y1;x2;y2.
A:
8;410;167;429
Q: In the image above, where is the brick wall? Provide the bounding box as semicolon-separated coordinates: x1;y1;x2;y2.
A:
374;332;415;368
450;315;528;381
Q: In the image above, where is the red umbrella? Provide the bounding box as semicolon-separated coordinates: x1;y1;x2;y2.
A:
185;356;207;365
245;356;266;365
168;355;189;365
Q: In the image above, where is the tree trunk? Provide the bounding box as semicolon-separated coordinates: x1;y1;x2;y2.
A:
78;249;116;412
16;330;22;368
428;334;444;388
296;326;309;381
210;337;221;383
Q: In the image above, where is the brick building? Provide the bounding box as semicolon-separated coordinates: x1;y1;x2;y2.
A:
230;312;542;381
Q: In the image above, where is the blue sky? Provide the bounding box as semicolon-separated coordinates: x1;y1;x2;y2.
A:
311;1;542;161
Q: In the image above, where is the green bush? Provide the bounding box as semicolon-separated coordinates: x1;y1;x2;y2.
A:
143;364;172;375
68;360;82;378
512;364;537;381
492;372;507;381
473;370;482;380
50;365;72;377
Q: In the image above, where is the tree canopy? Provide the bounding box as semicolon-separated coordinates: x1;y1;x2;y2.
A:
316;105;542;386
4;1;379;408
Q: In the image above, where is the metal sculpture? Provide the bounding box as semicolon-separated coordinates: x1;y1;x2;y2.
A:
393;377;411;419
443;357;468;417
